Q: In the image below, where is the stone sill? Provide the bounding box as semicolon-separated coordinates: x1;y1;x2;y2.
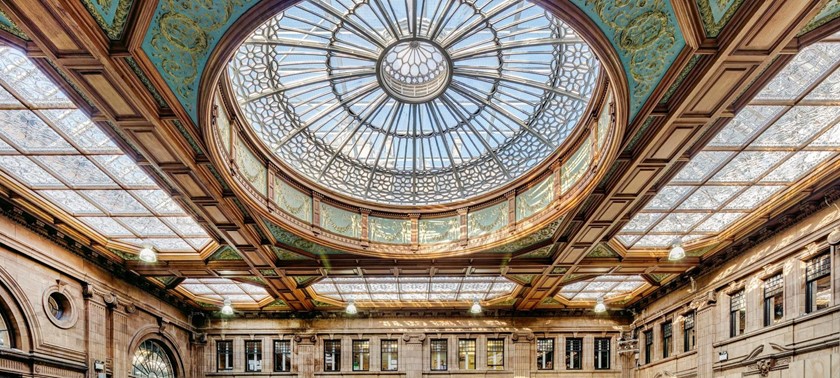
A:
713;304;839;348
638;349;697;370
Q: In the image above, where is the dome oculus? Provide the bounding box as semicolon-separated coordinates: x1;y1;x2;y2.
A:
228;0;600;206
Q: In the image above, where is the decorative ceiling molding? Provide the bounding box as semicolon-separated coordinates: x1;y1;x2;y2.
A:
79;0;133;40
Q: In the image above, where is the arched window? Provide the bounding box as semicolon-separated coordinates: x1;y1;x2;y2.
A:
131;339;175;378
0;307;12;348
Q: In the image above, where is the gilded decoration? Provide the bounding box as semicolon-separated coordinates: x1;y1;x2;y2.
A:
142;0;259;118
562;138;593;193
696;0;744;37
468;202;509;238
520;245;553;258
125;57;168;108
235;139;267;195
573;0;683;117
516;175;555;221
319;203;361;239
259;269;278;276
0;9;27;40
274;178;312;223
587;243;619;258
208;245;243;261
271;246;307;261
263;219;345;255
81;0;133;40
801;0;840;35
369;217;411;244
418;216;460;244
485;220;561;254
214;93;232;154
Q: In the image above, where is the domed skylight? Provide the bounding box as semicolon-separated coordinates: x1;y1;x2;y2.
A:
228;0;600;205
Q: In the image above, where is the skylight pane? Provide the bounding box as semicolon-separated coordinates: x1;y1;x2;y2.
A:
672;152;734;183
0;46;210;254
750;106;840;147
558;275;647;302
179;278;270;305
676;186;743;210
755;42;840;100
761;151;834;183
312;276;516;303
708;151;787;183
707;106;785;147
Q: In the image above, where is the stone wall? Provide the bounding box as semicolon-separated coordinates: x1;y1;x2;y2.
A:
632;201;840;378
0;215;195;378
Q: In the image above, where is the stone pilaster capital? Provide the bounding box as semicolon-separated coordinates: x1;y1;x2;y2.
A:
402;333;426;344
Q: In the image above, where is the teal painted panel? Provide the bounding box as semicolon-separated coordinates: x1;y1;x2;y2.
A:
418;216;460;244
142;0;260;120
569;0;685;120
696;0;743;37
369;217;411;244
144;0;684;124
801;0;840;35
0;9;27;40
81;0;133;39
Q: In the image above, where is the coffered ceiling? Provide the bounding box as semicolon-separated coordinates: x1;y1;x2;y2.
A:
0;0;838;314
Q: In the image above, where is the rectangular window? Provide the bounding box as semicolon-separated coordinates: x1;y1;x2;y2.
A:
245;340;263;372
431;339;448;371
764;273;784;326
594;338;610;370
273;340;291;372
486;339;504;370
806;253;831;313
217;340;233;371
683;312;696;352
352;340;369;371
565;338;582;370
730;290;746;337
324;339;341;372
381;340;398;371
662;322;672;358
457;339;475;370
536;338;554;370
643;330;653;364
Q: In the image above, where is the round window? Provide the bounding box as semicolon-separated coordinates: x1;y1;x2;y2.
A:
42;290;76;328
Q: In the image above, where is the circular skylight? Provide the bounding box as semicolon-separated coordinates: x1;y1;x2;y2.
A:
228;0;600;205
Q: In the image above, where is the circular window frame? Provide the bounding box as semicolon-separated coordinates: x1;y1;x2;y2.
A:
42;287;77;329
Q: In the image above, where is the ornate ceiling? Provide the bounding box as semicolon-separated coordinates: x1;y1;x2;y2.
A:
0;0;838;314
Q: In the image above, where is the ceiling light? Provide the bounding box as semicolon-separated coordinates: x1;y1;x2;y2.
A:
221;299;234;315
668;241;685;261
594;297;606;313
138;245;157;263
470;299;482;314
345;300;357;315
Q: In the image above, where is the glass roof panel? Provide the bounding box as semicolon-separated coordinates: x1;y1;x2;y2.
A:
178;278;270;305
558;275;646;302
0;45;210;253
311;276;517;303
617;34;840;249
227;0;601;205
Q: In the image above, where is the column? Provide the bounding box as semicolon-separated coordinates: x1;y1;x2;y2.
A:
694;290;718;378
511;333;533;378
402;334;425;378
295;335;316;378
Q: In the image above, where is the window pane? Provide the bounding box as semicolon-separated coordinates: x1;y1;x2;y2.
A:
324;339;341;371
458;339;476;370
595;338;610;369
352;340;369;371
565;338;582;370
0;309;11;348
274;340;291;372
683;312;695;352
536;338;554;370
217;341;233;371
245;340;262;372
662;322;672;358
730;290;746;337
381;340;398;371
644;330;653;364
487;339;504;370
431;339;447;371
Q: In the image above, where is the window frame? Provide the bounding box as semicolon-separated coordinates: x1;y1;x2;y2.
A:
216;340;234;371
324;339;341;372
683;312;696;352
536;338;554;370
458;339;476;370
806;253;832;313
430;339;448;371
662;322;672;358
0;308;12;348
729;289;746;337
594;337;610;370
486;338;505;370
763;273;784;326
380;339;399;371
273;340;292;372
245;340;263;372
565;337;582;370
643;330;653;365
352;339;370;371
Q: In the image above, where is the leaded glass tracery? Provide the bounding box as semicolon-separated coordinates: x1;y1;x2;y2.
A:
558;275;647;302
617;34;840;249
131;340;175;378
311;276;516;302
228;0;600;205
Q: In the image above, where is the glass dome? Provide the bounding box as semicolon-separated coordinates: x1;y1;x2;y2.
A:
228;0;600;206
